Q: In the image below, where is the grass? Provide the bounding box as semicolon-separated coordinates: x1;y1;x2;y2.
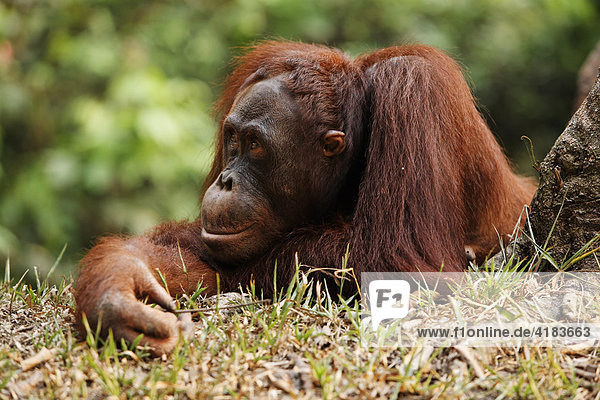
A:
1;241;600;399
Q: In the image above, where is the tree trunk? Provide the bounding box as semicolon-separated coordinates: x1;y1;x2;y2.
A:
520;72;600;270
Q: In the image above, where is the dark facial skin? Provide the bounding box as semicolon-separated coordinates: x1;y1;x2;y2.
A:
201;75;349;264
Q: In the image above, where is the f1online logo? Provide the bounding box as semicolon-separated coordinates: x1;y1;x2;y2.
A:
368;280;410;330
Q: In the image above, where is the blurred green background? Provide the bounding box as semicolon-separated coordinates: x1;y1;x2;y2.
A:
0;0;598;280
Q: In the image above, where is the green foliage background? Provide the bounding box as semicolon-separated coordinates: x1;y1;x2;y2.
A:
0;0;598;278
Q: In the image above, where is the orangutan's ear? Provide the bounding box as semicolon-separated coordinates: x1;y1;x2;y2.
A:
322;130;346;157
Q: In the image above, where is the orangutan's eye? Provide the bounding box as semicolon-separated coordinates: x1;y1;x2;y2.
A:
229;131;237;145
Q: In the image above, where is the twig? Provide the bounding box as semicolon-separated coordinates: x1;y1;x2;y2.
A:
521;135;541;173
173;299;271;314
455;345;486;380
